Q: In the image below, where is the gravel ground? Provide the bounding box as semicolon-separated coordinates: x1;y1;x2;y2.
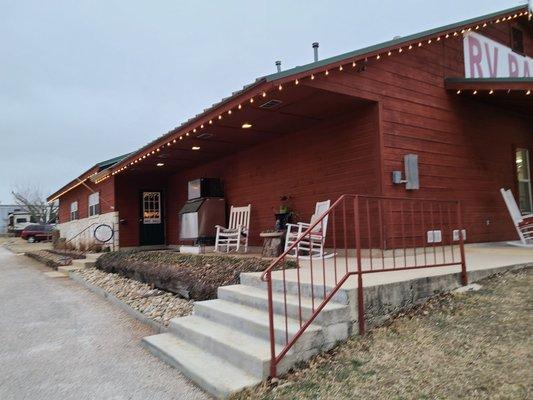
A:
0;236;52;253
76;267;194;326
0;247;208;400
233;268;533;400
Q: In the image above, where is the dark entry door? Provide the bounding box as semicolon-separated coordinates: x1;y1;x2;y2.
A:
139;191;165;246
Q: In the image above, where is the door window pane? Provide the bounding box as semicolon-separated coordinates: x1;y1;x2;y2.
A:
516;148;532;214
143;192;161;224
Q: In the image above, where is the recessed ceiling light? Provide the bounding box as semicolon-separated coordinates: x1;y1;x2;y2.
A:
156;163;164;167
242;123;252;129
192;146;200;150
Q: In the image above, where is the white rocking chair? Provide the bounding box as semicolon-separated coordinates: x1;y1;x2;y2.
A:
214;204;251;253
284;200;331;259
500;188;533;247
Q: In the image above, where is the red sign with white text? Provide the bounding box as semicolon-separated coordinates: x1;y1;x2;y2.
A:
463;32;532;78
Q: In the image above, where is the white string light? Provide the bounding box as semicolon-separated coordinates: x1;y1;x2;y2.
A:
93;8;528;184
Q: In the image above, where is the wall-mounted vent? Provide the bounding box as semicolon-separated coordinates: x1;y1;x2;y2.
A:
197;132;213;139
259;99;283;109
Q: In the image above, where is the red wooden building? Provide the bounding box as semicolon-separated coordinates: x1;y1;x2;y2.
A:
48;5;532;250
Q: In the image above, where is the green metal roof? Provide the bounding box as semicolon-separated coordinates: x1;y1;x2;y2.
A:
262;4;527;82
96;153;132;170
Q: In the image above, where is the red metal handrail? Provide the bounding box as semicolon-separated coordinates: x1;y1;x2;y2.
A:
261;194;467;377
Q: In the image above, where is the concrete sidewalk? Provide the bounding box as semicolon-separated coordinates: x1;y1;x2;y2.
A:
0;247;208;400
263;242;533;290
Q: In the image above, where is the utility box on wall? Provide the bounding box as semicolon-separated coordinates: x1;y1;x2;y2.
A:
392;154;420;190
404;154;419;190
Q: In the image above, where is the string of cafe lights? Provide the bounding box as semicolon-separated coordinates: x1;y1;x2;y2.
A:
456;89;531;95
91;8;531;186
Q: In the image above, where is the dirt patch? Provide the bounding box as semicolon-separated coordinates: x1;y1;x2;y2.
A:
95;250;294;300
233;268;533;400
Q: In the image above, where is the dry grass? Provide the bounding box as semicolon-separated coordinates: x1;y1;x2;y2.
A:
233;268;532;400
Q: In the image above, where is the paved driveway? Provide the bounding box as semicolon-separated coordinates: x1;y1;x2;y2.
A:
0;247;209;400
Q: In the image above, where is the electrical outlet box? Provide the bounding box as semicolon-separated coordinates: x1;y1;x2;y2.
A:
427;230;442;243
392;170;403;184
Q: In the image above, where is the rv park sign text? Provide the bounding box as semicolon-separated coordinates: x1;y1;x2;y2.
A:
464;32;532;78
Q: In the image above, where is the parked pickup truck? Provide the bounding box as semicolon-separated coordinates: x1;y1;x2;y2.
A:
20;224;55;243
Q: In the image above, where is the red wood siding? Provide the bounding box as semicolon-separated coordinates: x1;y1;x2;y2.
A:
166;105;380;247
57;177;115;223
315;21;533;243
57;18;532;248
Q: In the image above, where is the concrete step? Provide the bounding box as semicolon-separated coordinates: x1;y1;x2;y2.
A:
57;265;82;273
194;299;322;351
169;315;296;379
84;253;103;260
218;284;350;326
142;332;261;399
240;271;352;305
71;259;95;268
43;271;68;278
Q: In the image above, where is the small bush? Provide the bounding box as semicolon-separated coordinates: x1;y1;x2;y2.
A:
95;250;295;300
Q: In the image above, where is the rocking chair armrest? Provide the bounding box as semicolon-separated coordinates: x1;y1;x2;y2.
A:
285;223;300;231
215;225;227;230
519;215;533;226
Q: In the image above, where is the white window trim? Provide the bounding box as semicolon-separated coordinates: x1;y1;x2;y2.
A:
70;201;78;221
516;148;533;214
88;192;100;217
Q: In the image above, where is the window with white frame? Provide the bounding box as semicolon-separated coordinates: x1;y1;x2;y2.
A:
88;192;100;216
70;201;78;220
516;148;532;214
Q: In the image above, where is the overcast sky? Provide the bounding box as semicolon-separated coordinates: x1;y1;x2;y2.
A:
0;0;525;203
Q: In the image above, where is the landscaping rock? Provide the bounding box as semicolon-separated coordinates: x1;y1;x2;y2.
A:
76;267;193;326
95;250;295;301
26;250;72;269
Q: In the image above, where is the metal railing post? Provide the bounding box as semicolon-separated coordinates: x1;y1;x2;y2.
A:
266;270;277;378
457;201;468;286
354;196;365;335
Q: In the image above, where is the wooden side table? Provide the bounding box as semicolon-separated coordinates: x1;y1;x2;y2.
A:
259;231;285;258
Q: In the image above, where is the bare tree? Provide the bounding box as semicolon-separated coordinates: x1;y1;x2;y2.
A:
11;186;58;224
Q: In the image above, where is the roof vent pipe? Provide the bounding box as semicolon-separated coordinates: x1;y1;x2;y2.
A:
275;60;282;72
312;42;319;62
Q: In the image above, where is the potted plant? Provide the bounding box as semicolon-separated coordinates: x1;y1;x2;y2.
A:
275;195;294;230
